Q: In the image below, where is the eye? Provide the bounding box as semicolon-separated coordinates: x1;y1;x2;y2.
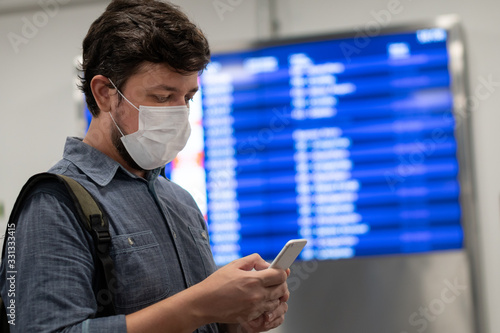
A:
154;95;171;103
185;96;195;105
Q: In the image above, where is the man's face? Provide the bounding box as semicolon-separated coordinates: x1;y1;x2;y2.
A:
109;62;199;171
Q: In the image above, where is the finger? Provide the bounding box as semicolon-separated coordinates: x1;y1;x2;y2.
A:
261;299;281;314
235;253;268;271
279;289;290;303
262;300;286;322
253;259;271;271
266;301;288;322
255;268;287;287
267;282;288;301
243;303;288;333
264;303;288;329
240;317;264;333
264;313;286;331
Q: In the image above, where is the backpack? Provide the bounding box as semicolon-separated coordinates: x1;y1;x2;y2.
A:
0;173;117;331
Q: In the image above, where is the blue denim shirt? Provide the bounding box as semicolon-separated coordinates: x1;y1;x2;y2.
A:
0;137;219;332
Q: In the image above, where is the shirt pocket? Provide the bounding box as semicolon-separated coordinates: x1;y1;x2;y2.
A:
188;226;218;277
110;230;170;312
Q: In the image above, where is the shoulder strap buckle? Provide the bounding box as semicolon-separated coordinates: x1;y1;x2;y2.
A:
89;214;111;254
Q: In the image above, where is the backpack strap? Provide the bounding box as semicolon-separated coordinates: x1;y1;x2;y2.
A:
1;172;117;318
0;295;7;333
57;174;117;316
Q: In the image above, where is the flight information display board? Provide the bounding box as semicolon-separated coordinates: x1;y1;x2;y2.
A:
183;28;463;266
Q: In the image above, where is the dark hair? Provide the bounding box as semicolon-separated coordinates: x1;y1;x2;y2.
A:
79;0;211;116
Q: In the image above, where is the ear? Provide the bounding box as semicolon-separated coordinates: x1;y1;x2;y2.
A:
90;75;114;115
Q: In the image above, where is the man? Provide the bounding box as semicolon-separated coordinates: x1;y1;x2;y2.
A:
0;0;289;332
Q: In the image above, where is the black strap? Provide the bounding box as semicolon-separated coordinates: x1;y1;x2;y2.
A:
1;172;117;320
57;174;117;316
0;297;8;333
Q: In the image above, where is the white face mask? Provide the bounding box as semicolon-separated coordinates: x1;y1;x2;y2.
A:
108;79;191;170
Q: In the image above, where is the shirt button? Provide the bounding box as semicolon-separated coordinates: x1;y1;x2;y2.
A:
201;231;207;240
173;232;177;239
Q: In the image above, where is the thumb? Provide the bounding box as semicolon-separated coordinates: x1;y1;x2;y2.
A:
234;253;268;271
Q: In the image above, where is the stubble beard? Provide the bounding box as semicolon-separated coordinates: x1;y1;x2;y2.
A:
110;116;145;173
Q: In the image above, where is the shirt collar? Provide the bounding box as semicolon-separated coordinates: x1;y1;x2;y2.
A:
62;137;162;186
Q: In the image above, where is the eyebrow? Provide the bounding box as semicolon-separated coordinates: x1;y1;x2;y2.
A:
147;84;199;93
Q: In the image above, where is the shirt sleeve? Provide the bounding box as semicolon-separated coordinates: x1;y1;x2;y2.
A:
0;191;127;333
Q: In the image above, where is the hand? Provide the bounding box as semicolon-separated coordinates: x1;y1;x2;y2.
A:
192;253;289;325
224;266;291;333
237;300;289;333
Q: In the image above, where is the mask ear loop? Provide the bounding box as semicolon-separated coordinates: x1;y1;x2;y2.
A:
109;111;125;137
108;78;141;112
107;78;131;137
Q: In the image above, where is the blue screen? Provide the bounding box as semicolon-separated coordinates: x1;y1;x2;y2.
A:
200;28;463;265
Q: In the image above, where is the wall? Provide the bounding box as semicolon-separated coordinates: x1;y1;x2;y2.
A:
1;0;499;332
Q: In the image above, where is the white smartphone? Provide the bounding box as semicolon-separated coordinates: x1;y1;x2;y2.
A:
268;239;308;270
